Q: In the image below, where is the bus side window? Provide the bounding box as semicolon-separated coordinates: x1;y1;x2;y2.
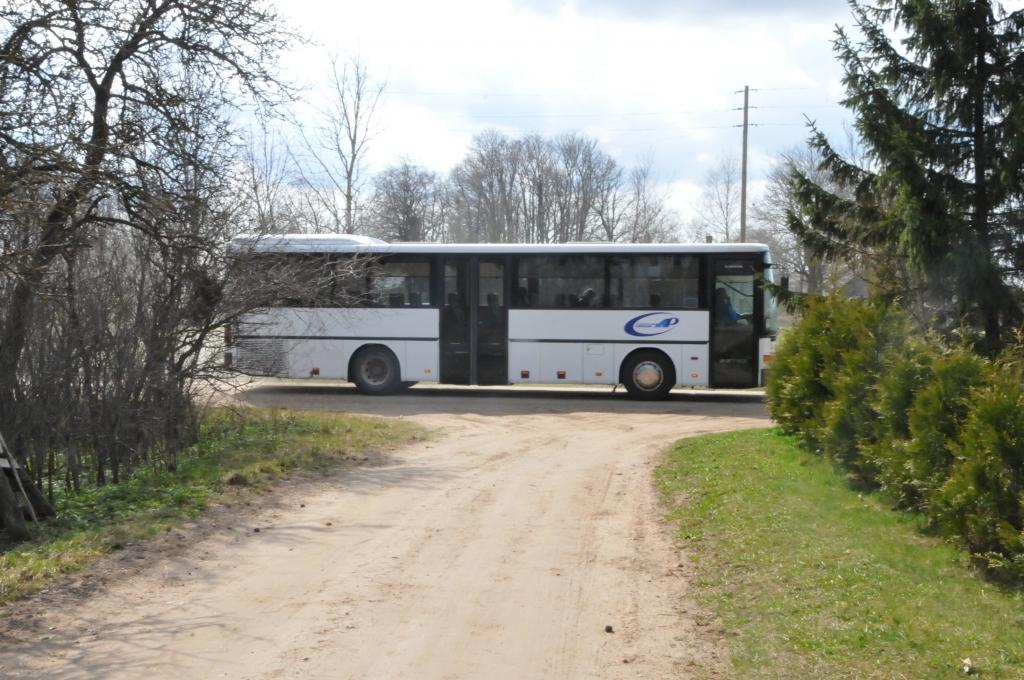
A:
273;253;338;308
609;255;703;309
369;257;432;307
517;255;605;309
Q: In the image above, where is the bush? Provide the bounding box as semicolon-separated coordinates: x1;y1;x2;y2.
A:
768;295;906;474
767;296;856;449
931;358;1024;569
767;295;1024;576
901;348;985;505
861;336;935;503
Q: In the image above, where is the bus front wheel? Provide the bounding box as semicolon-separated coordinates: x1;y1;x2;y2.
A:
621;350;675;401
351;346;402;396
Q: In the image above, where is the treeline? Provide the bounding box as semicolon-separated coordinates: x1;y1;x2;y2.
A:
250;127;681;245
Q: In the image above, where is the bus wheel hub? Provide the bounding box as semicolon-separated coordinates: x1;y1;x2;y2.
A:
633;362;663;390
363;357;390;384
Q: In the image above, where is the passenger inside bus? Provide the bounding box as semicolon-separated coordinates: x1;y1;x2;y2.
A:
578;288;599;308
446;292;468;326
480;293;501;329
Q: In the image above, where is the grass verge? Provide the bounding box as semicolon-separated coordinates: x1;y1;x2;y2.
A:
0;408;424;606
656;428;1024;679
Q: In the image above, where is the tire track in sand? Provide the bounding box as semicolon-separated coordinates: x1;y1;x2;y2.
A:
0;387;769;680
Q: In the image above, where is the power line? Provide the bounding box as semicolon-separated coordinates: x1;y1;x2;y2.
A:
756;86;835;91
441;122;848;134
391;91;673;97
426;105;843;120
389;86;836;98
755;105;843;109
430;107;740;119
443;124;743;133
642;122;846;146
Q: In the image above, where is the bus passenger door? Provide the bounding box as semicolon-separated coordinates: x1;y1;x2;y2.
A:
710;258;758;388
476;259;507;385
441;257;471;384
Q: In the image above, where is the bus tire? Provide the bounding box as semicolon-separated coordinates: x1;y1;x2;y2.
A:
621;350;675;401
351;346;402;396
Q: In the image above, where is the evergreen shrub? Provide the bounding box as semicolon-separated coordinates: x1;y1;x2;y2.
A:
766;296;1024;576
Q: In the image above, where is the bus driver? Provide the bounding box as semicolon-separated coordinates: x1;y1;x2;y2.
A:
715;287;750;323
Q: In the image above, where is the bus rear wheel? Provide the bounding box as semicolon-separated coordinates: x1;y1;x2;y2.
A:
351;346;402;396
622;350;675;401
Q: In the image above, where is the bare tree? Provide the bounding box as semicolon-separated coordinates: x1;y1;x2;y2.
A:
239;126;312;235
749;141;867;295
516;133;558;243
622;159;679;243
365;158;447;242
550;133;616;243
443;129;676;245
448;129;524;243
593;156;678;243
0;0;293;538
688;157;741;243
293;53;387;234
593;164;628;242
749;147;827;293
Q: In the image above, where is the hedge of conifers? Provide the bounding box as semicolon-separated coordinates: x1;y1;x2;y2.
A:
766;295;1024;576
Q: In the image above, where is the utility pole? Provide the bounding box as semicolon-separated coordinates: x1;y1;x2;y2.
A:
740;85;749;243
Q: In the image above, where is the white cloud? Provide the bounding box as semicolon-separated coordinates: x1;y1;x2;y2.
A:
277;0;855;223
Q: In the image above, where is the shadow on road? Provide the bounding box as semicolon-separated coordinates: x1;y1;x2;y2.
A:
238;382;770;419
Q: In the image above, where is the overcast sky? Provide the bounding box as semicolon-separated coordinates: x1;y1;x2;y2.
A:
277;0;856;221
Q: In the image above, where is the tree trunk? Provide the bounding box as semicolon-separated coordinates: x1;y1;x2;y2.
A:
0;195;82;427
16;467;55;518
0;471;31;541
973;16;1000;351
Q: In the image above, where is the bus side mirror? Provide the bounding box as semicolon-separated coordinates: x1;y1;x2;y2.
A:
781;275;790;291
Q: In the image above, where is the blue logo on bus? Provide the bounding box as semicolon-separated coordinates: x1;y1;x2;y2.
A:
625;313;680;337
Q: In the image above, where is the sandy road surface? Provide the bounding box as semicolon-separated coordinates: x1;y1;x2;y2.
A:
1;386;768;679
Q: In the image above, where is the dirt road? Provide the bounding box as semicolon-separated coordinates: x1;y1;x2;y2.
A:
1;386;769;679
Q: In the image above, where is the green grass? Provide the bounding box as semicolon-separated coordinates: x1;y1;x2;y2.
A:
656;428;1024;679
0;408;424;606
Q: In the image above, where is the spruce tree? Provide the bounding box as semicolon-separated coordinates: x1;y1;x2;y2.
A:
792;0;1024;349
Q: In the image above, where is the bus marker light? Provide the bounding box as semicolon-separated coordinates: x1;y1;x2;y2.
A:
690;357;699;361
763;355;774;362
595;372;603;377
557;371;566;379
692;373;699;378
521;371;530;378
424;369;431;373
310;367;320;376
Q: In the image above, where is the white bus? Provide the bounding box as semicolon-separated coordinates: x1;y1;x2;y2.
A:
228;235;778;400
